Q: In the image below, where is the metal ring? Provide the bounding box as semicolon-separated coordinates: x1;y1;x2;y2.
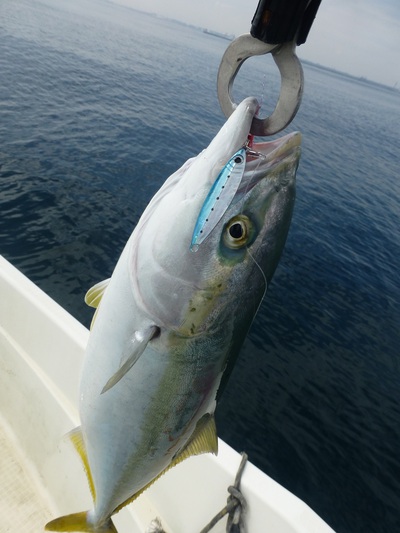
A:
217;34;304;136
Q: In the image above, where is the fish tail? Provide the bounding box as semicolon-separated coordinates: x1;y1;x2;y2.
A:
45;511;117;532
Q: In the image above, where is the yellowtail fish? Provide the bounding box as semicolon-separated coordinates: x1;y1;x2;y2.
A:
46;97;301;532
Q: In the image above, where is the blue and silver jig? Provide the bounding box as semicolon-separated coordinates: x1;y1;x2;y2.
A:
191;148;246;251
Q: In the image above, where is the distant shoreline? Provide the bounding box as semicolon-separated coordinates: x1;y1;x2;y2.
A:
203;29;235;41
299;59;399;95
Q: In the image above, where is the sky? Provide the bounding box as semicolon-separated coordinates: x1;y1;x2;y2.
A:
111;0;400;87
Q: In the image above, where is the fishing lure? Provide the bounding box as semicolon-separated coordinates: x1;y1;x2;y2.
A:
191;148;246;251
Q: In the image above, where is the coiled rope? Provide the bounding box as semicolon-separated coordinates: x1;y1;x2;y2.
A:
146;452;248;533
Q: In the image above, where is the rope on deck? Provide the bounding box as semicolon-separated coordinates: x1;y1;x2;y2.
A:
146;517;166;532
145;452;248;533
200;452;248;533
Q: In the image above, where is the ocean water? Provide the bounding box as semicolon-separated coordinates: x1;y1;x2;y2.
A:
1;1;400;531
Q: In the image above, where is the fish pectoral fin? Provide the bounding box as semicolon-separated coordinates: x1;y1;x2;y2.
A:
101;325;161;394
84;278;111;308
113;413;218;515
45;512;117;532
68;427;96;503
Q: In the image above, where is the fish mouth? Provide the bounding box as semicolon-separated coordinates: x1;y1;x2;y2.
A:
252;131;301;157
246;131;302;170
238;131;302;193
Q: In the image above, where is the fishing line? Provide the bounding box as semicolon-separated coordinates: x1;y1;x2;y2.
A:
240;76;274;301
235;144;268;314
258;71;268;115
237;73;277;302
246;245;268;315
238;141;264;215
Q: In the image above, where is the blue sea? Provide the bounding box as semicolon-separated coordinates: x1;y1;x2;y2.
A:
1;1;400;531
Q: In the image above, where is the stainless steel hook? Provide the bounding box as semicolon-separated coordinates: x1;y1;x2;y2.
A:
217;34;304;136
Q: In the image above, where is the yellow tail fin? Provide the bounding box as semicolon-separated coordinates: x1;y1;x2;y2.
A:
45;512;117;532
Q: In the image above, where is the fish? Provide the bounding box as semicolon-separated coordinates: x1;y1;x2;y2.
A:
45;96;301;532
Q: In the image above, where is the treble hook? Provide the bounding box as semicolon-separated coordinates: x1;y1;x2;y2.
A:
217;34;304;136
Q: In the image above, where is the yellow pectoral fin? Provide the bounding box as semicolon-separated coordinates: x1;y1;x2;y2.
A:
68;427;96;502
113;413;218;515
84;278;111;308
45;512;117;532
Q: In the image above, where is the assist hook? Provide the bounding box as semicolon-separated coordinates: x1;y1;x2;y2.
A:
217;33;304;137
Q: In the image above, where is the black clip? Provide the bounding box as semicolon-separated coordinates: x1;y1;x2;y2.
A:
251;0;322;46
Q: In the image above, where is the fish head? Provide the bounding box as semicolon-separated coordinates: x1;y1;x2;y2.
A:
215;130;301;284
181;131;301;340
132;97;301;334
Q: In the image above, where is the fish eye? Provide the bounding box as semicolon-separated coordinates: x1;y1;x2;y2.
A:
223;215;253;249
229;222;244;239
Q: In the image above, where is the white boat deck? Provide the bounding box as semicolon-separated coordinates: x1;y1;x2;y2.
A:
0;256;335;533
0;416;53;532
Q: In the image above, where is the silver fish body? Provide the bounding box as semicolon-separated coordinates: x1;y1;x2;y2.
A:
46;97;301;532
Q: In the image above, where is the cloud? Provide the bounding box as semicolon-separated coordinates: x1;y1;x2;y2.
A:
112;0;400;86
300;0;400;85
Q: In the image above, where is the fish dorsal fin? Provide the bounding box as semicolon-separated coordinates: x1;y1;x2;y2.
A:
113;413;218;515
68;427;96;502
171;412;218;465
84;278;111;330
84;278;111;308
101;325;160;394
